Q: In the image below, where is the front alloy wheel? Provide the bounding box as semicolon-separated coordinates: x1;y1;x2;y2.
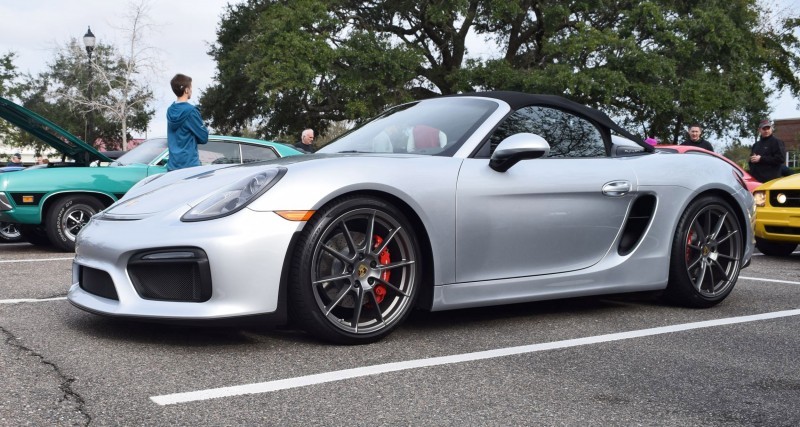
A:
666;196;743;307
290;196;421;344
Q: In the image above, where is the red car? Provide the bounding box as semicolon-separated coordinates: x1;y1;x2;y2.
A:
656;145;761;193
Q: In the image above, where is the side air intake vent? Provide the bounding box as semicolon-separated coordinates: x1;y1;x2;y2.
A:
618;195;657;256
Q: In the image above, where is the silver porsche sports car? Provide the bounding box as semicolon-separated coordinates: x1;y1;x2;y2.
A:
69;92;755;344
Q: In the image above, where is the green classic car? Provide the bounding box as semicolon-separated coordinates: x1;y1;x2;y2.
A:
0;96;303;251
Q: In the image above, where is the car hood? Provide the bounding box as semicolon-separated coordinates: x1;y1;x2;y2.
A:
103;155;313;216
755;173;800;191
102;154;415;217
0;96;112;165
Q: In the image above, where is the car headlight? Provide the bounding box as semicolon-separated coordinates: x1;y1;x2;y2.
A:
182;168;286;222
753;190;766;207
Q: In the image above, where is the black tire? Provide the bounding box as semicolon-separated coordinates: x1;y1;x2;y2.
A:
289;196;421;344
755;237;797;257
665;196;743;308
0;222;23;243
18;224;51;246
45;196;105;252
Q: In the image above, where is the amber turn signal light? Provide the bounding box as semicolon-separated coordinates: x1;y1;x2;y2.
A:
274;210;316;221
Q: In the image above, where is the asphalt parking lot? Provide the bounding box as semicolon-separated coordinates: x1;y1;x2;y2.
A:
1;242;798;426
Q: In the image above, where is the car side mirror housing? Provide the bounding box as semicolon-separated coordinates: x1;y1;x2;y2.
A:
489;133;551;172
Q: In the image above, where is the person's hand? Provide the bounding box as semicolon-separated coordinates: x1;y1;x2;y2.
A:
750;154;761;163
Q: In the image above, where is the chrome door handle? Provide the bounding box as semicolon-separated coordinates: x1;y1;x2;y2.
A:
602;180;631;196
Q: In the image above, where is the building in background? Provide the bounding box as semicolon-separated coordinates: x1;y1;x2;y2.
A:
774;118;800;168
0;144;55;165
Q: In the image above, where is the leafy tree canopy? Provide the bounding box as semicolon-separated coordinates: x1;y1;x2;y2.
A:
0;51;23;150
17;39;154;152
0;51;21;100
202;0;800;145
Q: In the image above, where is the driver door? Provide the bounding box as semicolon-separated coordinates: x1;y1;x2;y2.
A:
454;106;638;282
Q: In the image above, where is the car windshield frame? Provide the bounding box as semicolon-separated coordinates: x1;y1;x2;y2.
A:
317;97;499;156
112;138;167;166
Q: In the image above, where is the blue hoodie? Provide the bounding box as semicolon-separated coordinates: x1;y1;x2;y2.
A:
166;102;208;171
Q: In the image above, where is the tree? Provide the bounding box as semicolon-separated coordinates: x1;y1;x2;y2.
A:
0;52;23;151
18;38;153;153
54;0;157;150
201;0;800;145
473;0;800;144
0;52;21;99
201;0;424;140
721;138;753;169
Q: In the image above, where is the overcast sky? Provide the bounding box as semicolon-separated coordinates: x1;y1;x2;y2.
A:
0;0;241;139
1;0;799;141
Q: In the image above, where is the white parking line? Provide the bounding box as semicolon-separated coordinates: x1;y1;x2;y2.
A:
0;257;73;263
0;297;67;304
150;308;800;406
740;276;800;285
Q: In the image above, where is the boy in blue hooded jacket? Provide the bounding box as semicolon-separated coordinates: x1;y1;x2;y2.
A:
166;74;208;171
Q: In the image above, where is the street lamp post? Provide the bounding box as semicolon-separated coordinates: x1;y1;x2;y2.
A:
83;27;96;152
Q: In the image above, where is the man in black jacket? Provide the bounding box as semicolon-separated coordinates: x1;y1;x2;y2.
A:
749;119;786;183
6;153;23;167
294;128;315;153
680;123;714;152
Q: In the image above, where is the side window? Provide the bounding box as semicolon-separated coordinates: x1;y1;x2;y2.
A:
199;140;241;165
488;106;606;158
241;143;278;163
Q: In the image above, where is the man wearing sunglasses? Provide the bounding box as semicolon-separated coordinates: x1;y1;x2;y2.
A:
749;119;786;183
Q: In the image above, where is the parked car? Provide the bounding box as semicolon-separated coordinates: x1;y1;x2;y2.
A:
656;145;762;193
0;96;303;251
68;92;755;344
752;173;800;256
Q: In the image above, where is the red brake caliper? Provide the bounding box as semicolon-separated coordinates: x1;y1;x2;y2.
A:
372;236;391;304
686;231;695;264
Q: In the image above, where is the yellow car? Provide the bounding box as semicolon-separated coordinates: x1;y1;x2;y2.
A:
753;173;800;256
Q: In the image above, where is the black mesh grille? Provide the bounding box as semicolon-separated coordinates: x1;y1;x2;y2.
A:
770;190;800;208
80;266;119;300
765;226;800;236
128;248;211;302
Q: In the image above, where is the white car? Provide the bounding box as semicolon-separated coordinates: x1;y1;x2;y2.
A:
69;92;755;344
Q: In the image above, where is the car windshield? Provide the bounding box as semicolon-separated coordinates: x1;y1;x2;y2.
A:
112;138;167;166
317;97;499;156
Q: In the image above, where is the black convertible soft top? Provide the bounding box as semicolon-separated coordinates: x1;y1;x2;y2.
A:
457;91;652;153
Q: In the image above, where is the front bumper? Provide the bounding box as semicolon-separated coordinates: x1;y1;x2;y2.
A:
754;206;800;244
68;206;302;320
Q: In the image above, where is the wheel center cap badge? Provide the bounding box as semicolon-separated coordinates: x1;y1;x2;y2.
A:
357;264;368;278
702;246;710;256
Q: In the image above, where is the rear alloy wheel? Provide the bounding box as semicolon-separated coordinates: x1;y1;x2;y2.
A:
665;196;743;307
290;196;421;344
45;196;105;252
755;237;797;257
0;222;22;243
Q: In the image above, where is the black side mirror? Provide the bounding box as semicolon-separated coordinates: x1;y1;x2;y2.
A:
489;133;551;172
